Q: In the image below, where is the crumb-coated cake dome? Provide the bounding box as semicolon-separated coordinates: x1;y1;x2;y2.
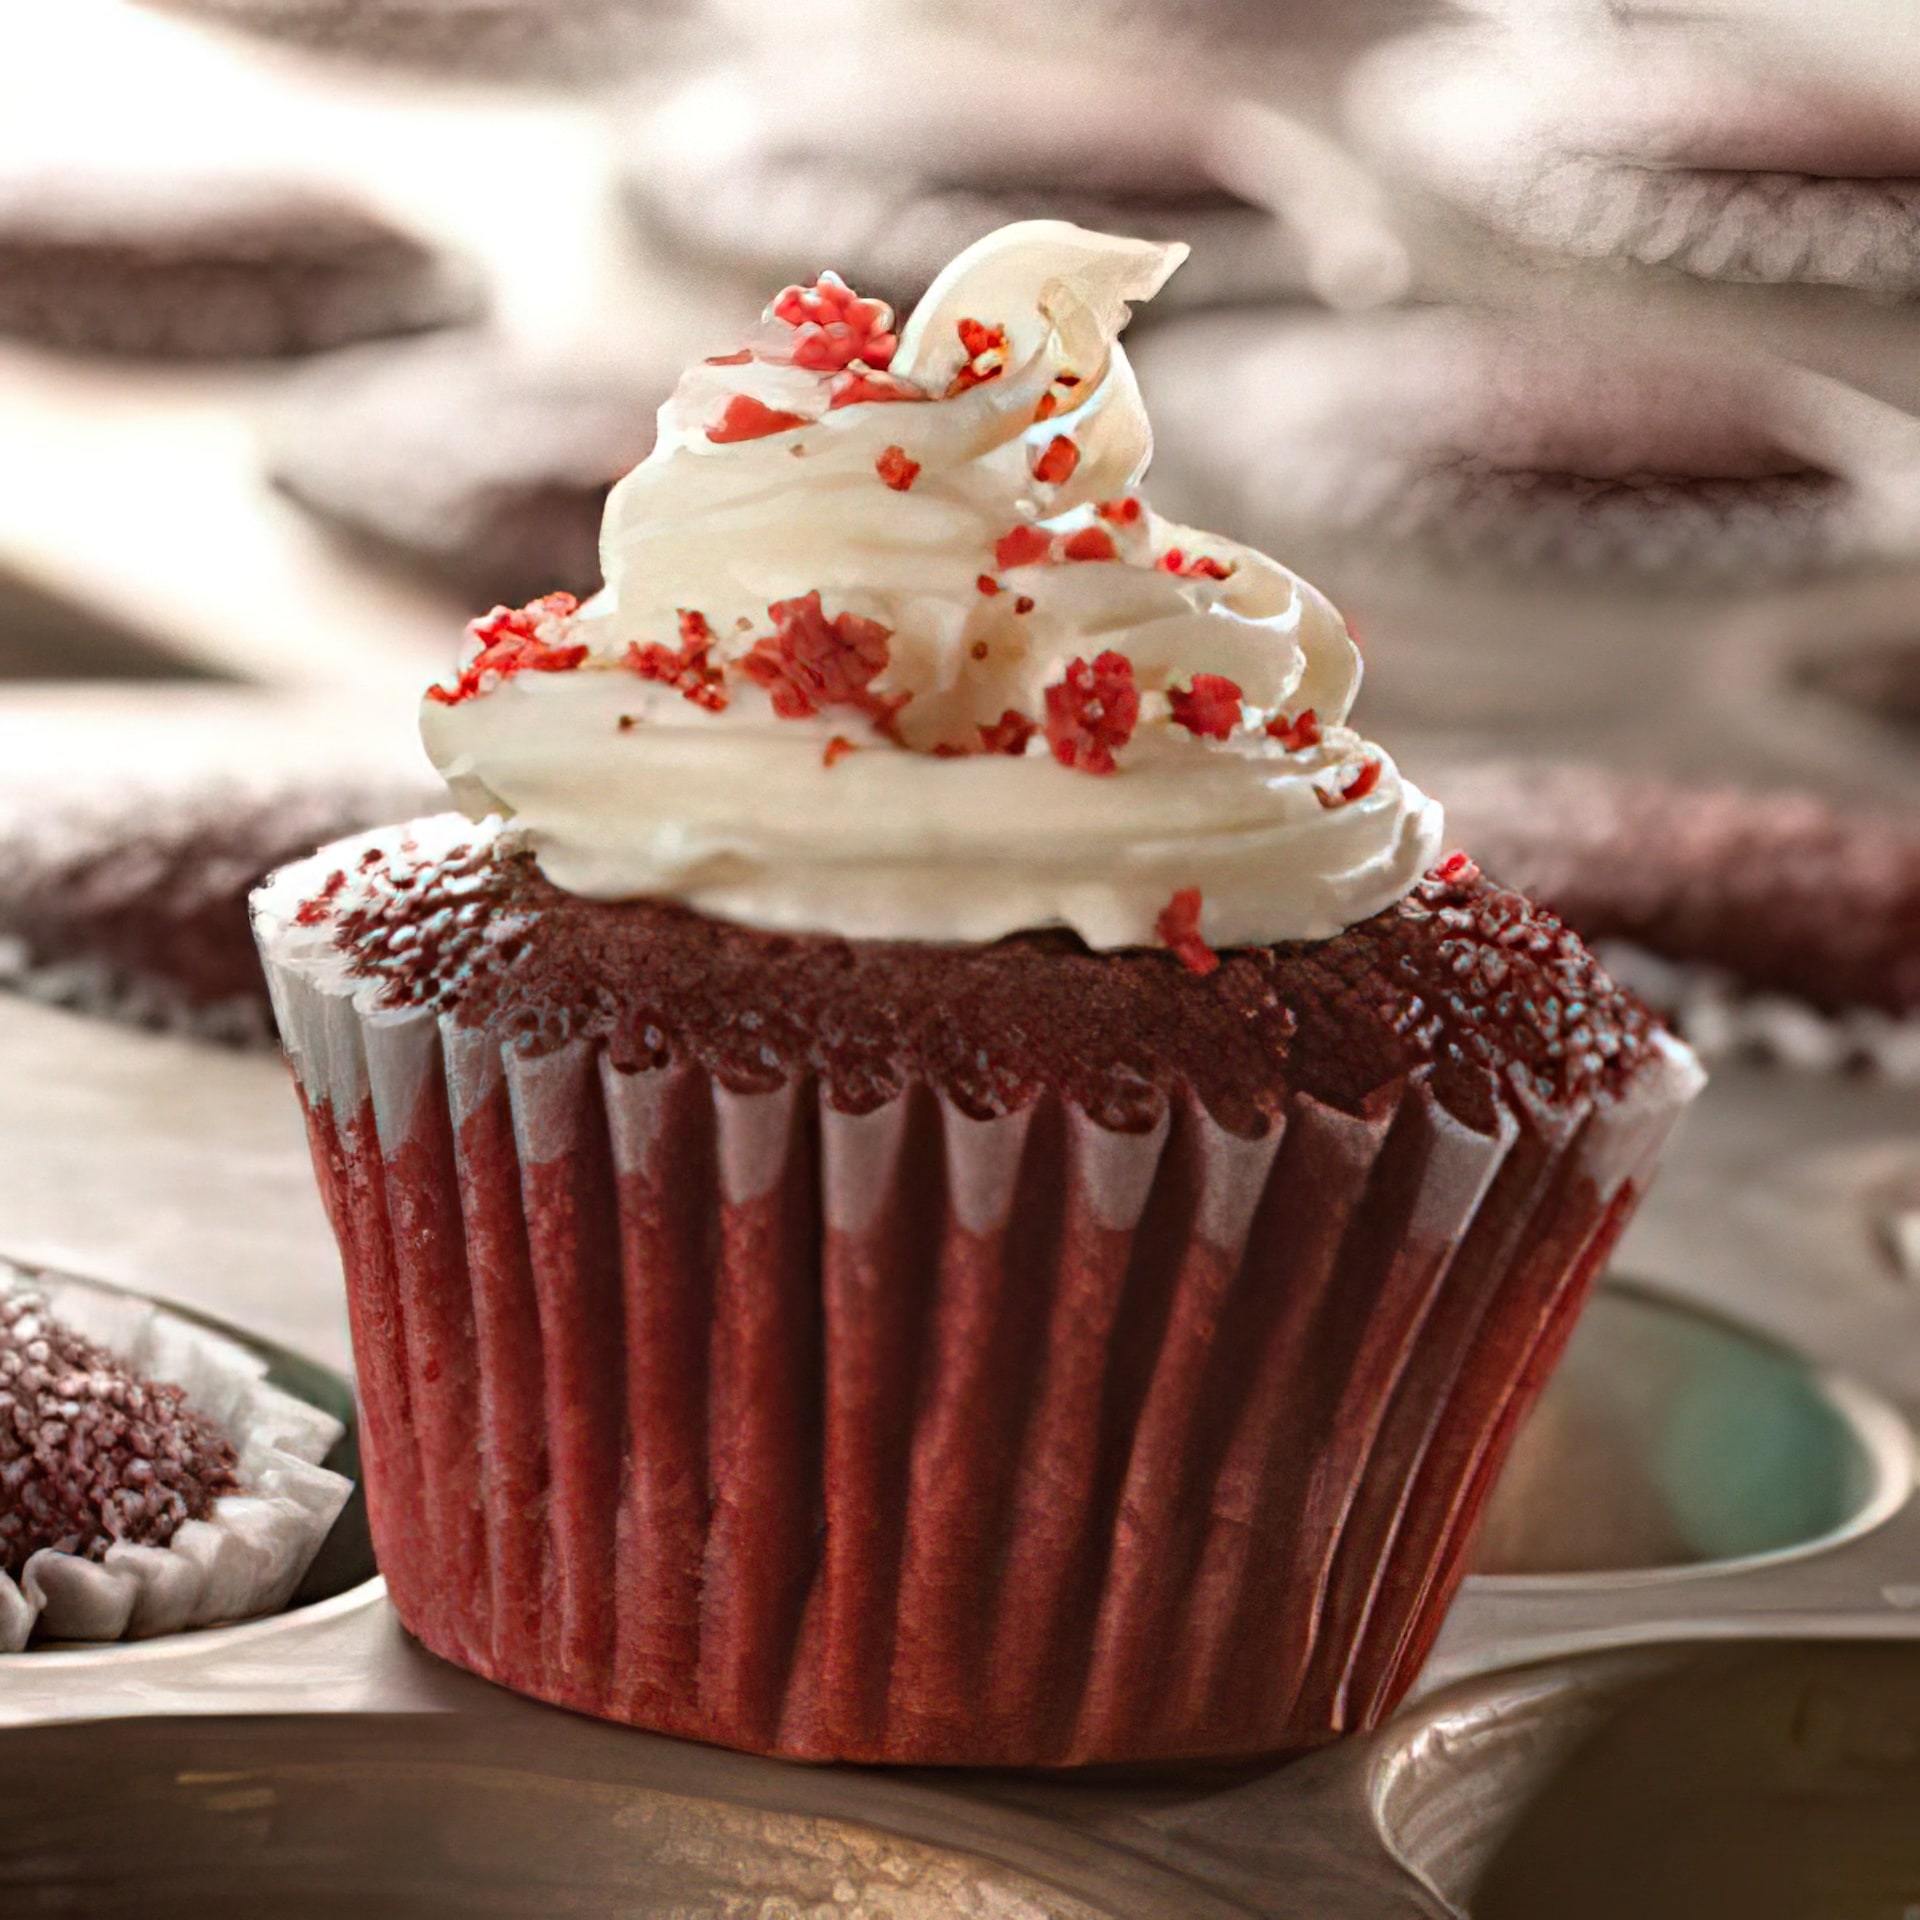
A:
297;820;1663;1139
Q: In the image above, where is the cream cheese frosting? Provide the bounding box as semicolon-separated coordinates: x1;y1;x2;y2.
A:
420;220;1442;950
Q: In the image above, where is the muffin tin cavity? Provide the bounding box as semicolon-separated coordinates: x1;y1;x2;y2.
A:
1375;1640;1920;1920
0;1710;1122;1920
1471;1282;1910;1579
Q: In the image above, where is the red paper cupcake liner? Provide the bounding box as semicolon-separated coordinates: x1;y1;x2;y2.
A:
276;970;1697;1766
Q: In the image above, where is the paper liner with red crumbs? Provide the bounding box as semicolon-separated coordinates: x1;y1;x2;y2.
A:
255;873;1700;1767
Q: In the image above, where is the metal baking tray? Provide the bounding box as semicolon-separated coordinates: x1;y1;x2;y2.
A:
2;1060;1916;1916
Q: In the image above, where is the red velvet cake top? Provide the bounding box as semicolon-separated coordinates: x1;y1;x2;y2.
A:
325;836;1663;1138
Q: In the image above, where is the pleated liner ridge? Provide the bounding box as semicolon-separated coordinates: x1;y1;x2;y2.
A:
284;987;1693;1767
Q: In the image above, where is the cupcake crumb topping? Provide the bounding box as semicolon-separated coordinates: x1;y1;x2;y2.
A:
0;1290;239;1578
297;820;1663;1134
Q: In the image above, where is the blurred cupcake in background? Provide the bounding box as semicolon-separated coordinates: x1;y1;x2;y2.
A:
1348;0;1920;302
265;334;671;609
254;221;1700;1767
1136;305;1920;584
1;1263;351;1651
0;167;483;360
132;0;685;83
621;29;1411;322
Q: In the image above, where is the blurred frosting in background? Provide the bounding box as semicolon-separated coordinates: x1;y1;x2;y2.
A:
0;0;1916;1073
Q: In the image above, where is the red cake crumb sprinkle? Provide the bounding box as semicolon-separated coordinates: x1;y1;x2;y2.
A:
978;709;1038;756
828;370;927;408
949;318;1009;393
1014;595;1035;614
707;393;812;444
705;348;753;366
1062;526;1118;562
1318;758;1383;809
995;524;1052;570
1032;435;1079;485
1033;391;1059;422
1266;708;1322;752
875;445;920;491
1097;496;1144;525
1159;548;1235;580
1157;887;1218;976
1169;674;1244;740
624;609;729;712
971;639;991;659
617;714;638;732
770;271;898;372
294;868;348;926
823;734;857;768
976;574;1000;596
1045;651;1139;775
1435;850;1477;884
426;593;586;705
742;591;905;730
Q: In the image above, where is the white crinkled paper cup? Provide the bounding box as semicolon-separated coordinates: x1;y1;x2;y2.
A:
0;1264;353;1651
253;820;1704;1766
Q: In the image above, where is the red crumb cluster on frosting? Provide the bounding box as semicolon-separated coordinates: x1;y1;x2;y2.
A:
948;317;1010;394
992;521;1118;569
1031;436;1079;485
707;394;812;444
771;271;898;373
1159;548;1235;581
625;610;730;713
875;445;920;491
1045;651;1140;775
741;591;907;733
1168;674;1243;740
425;593;585;706
1267;708;1322;752
1318;759;1382;809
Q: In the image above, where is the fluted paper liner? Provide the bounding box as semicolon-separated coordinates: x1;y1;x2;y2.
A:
256;838;1702;1766
0;1265;352;1652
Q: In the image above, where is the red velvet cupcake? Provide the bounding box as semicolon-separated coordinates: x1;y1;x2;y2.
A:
254;222;1702;1766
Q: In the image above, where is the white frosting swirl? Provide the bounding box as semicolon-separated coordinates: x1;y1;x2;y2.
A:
421;221;1441;948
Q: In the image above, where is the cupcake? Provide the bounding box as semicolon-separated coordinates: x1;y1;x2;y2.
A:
253;221;1703;1765
1433;758;1920;1078
0;771;438;1047
0;170;483;359
0;1263;352;1649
